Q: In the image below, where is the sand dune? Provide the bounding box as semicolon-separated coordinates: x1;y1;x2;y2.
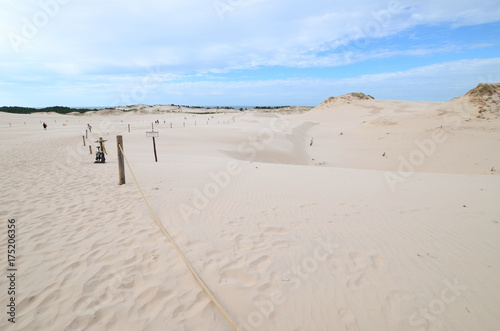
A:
1;88;499;330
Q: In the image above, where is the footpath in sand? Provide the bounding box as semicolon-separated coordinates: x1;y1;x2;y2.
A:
0;88;499;330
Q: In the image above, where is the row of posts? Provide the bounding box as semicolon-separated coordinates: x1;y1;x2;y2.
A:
87;117;237;186
125;119;234;130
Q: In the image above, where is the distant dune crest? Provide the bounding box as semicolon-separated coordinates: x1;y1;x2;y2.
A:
452;83;500;117
319;92;375;106
94;104;239;115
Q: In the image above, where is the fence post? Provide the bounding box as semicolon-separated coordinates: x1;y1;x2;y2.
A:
117;135;125;185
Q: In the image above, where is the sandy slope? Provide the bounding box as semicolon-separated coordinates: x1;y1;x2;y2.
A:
0;100;499;331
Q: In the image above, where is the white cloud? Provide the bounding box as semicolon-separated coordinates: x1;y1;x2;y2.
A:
0;0;499;106
152;58;500;104
54;57;499;106
1;0;499;72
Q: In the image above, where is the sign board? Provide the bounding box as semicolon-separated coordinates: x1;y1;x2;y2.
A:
146;131;159;137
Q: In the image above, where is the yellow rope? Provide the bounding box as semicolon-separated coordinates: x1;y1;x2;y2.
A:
117;143;240;331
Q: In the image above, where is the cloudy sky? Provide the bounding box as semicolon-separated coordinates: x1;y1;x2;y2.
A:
1;0;499;107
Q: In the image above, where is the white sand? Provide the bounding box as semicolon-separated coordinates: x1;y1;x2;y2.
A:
0;97;499;330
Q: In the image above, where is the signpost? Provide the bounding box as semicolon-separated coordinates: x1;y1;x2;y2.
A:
146;123;158;162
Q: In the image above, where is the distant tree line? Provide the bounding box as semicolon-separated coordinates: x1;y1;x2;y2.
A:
0;106;99;114
254;106;290;109
169;104;236;110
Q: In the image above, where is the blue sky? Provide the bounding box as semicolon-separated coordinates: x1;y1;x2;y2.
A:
1;0;499;107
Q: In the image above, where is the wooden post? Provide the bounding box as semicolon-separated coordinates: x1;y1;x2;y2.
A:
86;129;88;138
170;122;172;128
89;146;92;154
117;135;125;185
183;122;185;127
128;124;130;132
195;121;196;126
83;136;86;146
152;136;158;162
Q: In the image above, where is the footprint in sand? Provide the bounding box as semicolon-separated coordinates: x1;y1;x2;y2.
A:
330;251;389;290
339;307;359;331
348;252;368;271
371;254;388;272
382;290;416;326
219;268;259;287
172;304;185;319
328;256;347;272
346;273;371;289
204;249;219;258
234;233;267;251
272;240;301;248
263;226;288;234
249;255;272;272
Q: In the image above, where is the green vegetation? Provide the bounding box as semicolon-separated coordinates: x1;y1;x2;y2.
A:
350;93;374;100
0;106;99;114
474;83;495;95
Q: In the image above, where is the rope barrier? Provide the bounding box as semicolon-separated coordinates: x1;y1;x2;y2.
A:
117;143;240;331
